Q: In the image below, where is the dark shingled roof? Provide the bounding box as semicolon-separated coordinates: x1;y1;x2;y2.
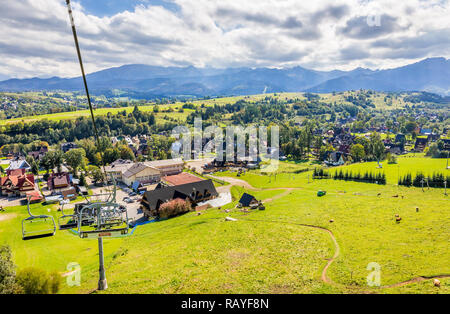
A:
239;193;257;207
142;180;218;212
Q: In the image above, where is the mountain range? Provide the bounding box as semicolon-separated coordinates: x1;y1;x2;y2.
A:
0;57;449;97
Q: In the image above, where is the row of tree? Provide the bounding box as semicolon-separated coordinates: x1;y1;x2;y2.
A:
312;168;387;185
333;170;387;185
398;172;449;188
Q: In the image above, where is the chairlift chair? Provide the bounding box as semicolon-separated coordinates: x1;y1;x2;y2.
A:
22;196;56;240
58;200;78;230
77;202;129;239
76;180;129;239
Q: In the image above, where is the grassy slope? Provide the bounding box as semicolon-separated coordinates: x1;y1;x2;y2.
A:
0;91;413;126
1;156;448;294
0;201;123;293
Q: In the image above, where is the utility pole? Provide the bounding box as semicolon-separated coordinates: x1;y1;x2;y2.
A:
98;237;108;290
421;178;425;192
446;151;449;170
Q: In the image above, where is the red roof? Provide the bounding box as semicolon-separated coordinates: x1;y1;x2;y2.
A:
163;172;204;186
26;190;43;202
8;169;25;176
0;174;35;190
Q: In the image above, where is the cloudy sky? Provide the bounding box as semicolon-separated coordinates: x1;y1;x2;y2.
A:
0;0;449;79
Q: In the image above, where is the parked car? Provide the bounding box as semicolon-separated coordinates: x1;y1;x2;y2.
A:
123;197;134;204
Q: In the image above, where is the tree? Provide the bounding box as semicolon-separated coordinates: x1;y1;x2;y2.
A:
426;143;439;158
31;160;40;175
39;153;52;174
0;245;20;294
64;148;86;176
77;139;97;164
405;121;417;134
50;150;64;173
79;171;87;187
119;145;135;161
15;268;61;294
103;148;120;165
369;132;385;162
89;166;104;183
350;144;366;162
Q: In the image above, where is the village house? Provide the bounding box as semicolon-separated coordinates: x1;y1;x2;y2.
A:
324;151;346;166
61;187;78;201
141;180;218;218
27;146;48;161
26;190;44;203
0;173;36;197
414;137;429;152
47;173;71;193
61;142;78;153
6;159;31;175
239;193;259;207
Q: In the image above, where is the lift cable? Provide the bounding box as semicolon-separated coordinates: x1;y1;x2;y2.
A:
66;0;107;183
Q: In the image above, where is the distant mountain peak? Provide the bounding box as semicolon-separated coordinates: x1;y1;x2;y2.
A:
0;57;449;96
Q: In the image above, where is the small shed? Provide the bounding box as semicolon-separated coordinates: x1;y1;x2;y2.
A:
239;193;258;207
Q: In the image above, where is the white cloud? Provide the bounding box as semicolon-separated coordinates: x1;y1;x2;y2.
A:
0;0;449;78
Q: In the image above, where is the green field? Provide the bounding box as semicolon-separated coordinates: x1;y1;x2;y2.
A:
0;155;448;294
0;91;418;127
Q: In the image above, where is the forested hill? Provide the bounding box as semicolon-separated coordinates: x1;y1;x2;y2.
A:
0;58;449;97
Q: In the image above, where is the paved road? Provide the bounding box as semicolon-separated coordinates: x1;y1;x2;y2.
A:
88;184;143;221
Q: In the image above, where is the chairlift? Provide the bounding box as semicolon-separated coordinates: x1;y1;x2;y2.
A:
22;196;56;240
58;200;78;230
76;179;129;239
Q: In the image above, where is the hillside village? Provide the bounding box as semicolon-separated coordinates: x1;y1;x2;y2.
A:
0;91;448;295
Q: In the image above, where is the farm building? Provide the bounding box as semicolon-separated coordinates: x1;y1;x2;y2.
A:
141;180;218;218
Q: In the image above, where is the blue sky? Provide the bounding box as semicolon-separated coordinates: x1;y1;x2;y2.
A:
78;0;179;17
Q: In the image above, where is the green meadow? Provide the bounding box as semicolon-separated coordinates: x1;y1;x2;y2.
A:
0;155;448;294
0;90;416;127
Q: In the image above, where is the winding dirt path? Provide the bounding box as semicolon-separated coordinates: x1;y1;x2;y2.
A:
381;275;450;289
212;174;449;290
